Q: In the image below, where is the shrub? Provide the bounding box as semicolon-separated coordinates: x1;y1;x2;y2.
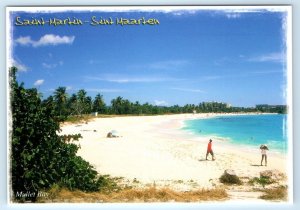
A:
10;67;102;202
219;174;242;185
249;177;274;188
260;186;288;201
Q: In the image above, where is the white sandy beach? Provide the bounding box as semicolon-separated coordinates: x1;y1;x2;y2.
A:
60;114;288;190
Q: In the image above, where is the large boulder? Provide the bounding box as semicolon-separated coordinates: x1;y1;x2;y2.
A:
224;169;236;176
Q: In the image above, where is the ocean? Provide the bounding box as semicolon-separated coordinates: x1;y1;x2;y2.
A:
183;114;288;153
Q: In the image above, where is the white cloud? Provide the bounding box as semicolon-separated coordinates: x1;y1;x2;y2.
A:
154;100;168;106
225;13;241;19
247;52;285;63
42;60;64;69
85;75;182;83
131;60;189;71
250;70;283;74
16;34;75;47
171;87;205;93
34;79;44;86
10;59;28;72
42;63;57;69
222;7;288;13
216;7;287;19
15;36;32;46
36;34;75;47
148;60;189;70
170;10;197;16
104;77;164;83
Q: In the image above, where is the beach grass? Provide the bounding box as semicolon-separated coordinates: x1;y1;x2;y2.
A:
42;187;228;203
259;186;288;201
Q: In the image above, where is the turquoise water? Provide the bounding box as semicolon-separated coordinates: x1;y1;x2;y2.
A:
183;114;288;153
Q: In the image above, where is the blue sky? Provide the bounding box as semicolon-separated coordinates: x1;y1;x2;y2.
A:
9;8;288;107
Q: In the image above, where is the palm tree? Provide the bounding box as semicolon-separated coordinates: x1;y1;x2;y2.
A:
133;101;141;114
76;89;88;115
67;93;78;115
85;96;92;114
111;96;124;114
77;89;87;103
53;87;68;116
93;93;106;113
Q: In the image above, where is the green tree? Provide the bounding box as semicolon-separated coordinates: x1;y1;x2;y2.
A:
93;93;106;113
10;67;101;202
53;86;68;118
66;93;79;115
132;101;142;115
123;99;132;114
85;96;93;114
111;96;124;114
76;89;91;115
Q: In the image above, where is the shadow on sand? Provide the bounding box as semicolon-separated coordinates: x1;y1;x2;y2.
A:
251;164;262;167
198;159;207;161
198;158;216;161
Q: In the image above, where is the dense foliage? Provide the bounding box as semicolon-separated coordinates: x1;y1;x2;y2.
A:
10;67;102;201
44;87;287;120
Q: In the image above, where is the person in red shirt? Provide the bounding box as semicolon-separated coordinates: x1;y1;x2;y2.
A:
206;139;215;161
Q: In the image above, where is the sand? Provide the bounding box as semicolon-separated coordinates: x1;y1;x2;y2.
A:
60;113;288;190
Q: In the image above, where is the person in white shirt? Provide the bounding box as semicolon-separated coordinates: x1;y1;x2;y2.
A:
260;144;269;166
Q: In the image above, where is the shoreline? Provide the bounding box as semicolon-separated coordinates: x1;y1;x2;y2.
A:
60;113;288;190
180;113;287;156
154;113;286;156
